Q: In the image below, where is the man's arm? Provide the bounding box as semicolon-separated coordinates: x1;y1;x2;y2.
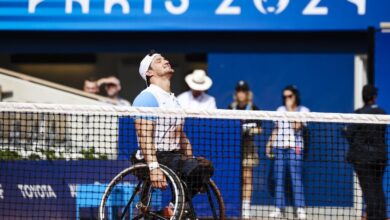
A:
135;118;157;164
135;118;167;189
133;91;159;162
180;130;193;157
343;124;356;144
97;76;120;87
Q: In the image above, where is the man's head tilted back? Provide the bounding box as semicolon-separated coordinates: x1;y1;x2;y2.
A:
139;52;174;85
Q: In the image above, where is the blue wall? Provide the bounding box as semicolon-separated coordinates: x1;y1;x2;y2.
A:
208;53;356;207
208;53;354;113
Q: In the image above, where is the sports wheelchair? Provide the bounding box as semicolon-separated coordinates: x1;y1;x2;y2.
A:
99;162;225;220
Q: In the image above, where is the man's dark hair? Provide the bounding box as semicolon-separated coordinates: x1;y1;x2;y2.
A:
148;49;157;56
85;76;98;83
146;76;151;87
362;84;378;104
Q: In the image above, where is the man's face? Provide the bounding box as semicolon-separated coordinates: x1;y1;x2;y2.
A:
147;54;174;78
105;84;121;98
84;81;99;94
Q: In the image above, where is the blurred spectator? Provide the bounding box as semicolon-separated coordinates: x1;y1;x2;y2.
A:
228;80;262;219
0;85;13;101
98;76;131;106
344;85;387;220
177;69;216;110
266;85;309;219
83;77;100;94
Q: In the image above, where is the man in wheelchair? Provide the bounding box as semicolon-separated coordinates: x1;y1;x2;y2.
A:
132;52;214;216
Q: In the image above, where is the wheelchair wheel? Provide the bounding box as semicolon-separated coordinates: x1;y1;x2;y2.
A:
99;163;185;220
184;179;225;220
206;179;225;220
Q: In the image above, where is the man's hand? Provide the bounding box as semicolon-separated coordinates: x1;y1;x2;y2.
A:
97;76;120;87
150;168;167;189
266;143;273;159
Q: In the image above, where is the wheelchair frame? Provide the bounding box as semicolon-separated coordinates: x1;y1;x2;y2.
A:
98;163;225;220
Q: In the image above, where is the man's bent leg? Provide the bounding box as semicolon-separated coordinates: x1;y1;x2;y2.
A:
180;156;214;197
156;152;183;173
156;152;214;197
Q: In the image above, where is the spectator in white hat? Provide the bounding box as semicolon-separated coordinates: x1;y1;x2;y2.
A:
177;69;217;110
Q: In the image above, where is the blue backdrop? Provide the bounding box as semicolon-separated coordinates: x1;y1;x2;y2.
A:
208;53;354;112
208;53;356;207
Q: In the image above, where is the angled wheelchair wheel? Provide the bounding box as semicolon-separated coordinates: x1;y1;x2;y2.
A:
99;163;185;220
184;179;225;220
206;179;225;220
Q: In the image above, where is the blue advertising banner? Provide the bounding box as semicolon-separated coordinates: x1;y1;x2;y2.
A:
0;0;389;31
0;161;130;219
0;160;241;218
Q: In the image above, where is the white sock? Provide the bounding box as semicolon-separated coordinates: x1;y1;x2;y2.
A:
242;200;251;218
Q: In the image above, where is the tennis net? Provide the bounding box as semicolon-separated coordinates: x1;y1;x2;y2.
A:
0;102;389;220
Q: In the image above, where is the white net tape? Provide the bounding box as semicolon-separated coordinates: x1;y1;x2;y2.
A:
1;102;390;124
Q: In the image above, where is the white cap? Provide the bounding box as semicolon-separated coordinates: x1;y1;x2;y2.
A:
185;69;213;91
139;53;159;81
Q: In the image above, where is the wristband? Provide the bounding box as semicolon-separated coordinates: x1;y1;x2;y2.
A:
148;162;160;171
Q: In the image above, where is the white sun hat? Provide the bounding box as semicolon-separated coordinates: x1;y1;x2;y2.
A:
185;69;213;91
139;53;160;81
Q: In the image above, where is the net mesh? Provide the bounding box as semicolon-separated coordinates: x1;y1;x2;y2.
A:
0;102;389;220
